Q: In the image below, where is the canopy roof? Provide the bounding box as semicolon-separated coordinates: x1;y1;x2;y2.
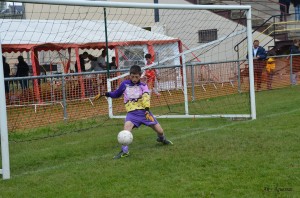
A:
0;19;179;53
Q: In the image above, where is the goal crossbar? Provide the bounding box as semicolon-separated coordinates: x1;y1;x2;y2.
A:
13;0;251;10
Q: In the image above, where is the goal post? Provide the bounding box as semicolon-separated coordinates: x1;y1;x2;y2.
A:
246;8;256;120
0;39;10;180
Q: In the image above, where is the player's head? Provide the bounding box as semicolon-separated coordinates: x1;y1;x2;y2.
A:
17;56;24;62
145;54;151;59
145;53;152;64
101;50;107;57
253;40;259;49
82;52;89;59
129;65;142;84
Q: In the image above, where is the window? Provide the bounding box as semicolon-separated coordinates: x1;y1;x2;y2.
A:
198;29;218;43
142;27;151;31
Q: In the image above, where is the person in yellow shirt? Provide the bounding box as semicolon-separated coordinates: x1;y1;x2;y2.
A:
266;56;276;89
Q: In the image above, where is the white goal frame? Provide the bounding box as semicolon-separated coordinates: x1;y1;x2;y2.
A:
0;0;256;180
99;2;256;121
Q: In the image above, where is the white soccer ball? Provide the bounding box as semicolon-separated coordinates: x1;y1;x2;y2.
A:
117;130;133;145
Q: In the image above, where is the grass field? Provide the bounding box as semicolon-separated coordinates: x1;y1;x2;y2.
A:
1;86;300;197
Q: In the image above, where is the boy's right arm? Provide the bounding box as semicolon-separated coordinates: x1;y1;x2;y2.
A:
105;81;126;98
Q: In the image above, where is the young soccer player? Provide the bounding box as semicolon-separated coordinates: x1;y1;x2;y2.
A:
141;53;160;96
105;65;173;159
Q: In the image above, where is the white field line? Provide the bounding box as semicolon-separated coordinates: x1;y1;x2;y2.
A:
12;107;300;178
174;107;300;140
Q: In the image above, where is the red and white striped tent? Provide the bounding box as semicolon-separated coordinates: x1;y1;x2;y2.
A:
0;19;182;101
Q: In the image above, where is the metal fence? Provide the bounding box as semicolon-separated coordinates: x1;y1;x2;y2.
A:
4;55;299;132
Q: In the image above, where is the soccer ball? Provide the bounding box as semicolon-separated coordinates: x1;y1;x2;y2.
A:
117;130;133;145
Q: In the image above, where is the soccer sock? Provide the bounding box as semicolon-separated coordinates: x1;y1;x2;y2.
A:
157;133;165;141
122;145;129;153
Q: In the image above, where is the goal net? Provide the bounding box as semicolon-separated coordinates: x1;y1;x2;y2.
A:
0;1;256;131
0;0;255;179
98;3;255;119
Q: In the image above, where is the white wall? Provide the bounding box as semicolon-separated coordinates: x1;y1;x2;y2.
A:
22;1;273;64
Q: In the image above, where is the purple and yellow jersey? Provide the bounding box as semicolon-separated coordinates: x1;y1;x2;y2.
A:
107;80;150;112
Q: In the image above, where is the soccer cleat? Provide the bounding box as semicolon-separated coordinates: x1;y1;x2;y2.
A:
156;137;173;145
113;150;130;159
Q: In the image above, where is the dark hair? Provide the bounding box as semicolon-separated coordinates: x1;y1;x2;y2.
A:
82;52;88;56
18;56;24;62
112;56;116;60
101;50;107;56
145;54;151;59
130;65;142;75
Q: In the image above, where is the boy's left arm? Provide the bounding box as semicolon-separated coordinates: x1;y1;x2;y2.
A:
144;107;154;122
141;84;154;121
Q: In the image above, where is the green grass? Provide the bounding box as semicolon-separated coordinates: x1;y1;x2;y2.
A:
1;86;300;197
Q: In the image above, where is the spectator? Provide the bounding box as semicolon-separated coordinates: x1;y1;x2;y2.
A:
97;50;107;70
87;54;103;71
247;40;267;91
2;56;10;93
75;52;89;72
141;53;160;96
16;55;29;89
279;0;291;21
291;0;300;20
109;56;117;70
290;39;300;85
96;50;108;95
109;56;118;90
266;54;276;90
